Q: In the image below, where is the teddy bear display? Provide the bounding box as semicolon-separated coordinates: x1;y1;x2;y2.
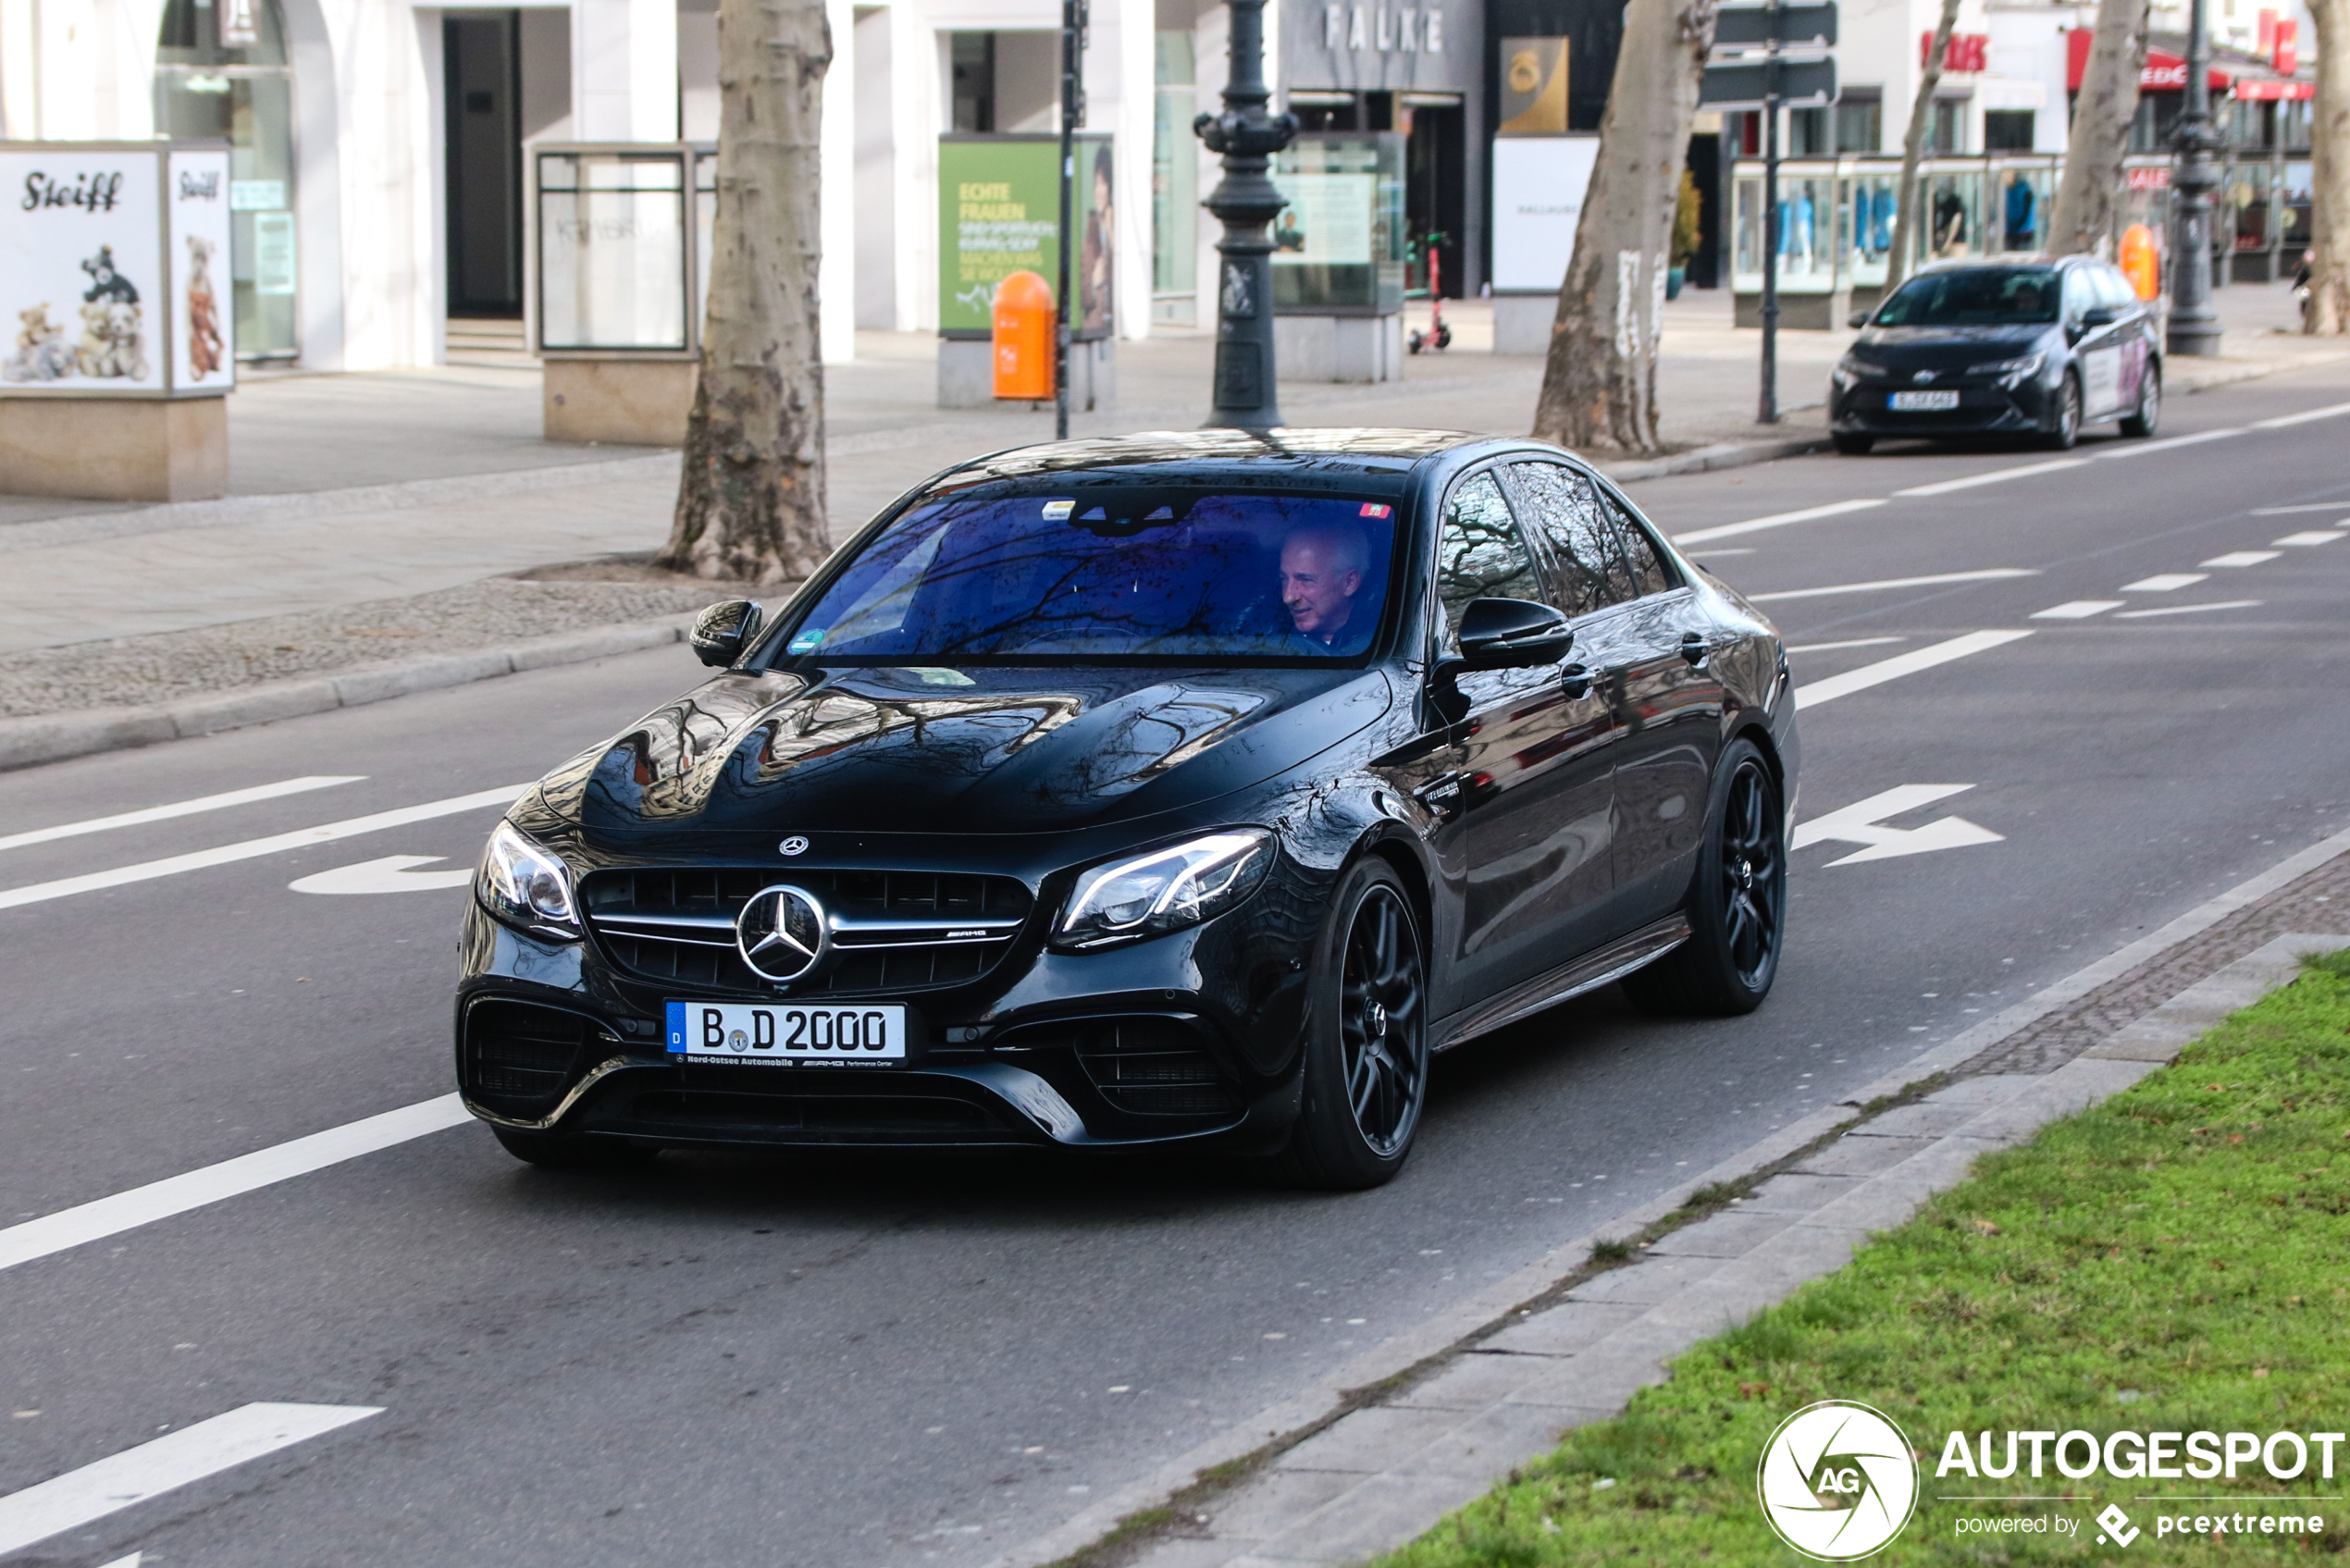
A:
2;303;77;383
185;235;224;377
75;297;150;380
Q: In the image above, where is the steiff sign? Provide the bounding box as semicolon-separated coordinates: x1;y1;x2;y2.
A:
0;142;234;397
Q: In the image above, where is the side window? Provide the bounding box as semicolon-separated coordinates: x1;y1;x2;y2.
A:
2062;267;2096;324
1602;492;1679;597
1505;461;1635;616
1434;471;1545;642
2096;266;2137;310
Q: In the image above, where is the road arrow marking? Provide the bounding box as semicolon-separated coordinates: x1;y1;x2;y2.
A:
1792;784;2004;867
289;855;474;895
0;1403;379;1558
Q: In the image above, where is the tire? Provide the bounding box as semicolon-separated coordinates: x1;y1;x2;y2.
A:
1832;431;1875;455
1621;739;1787;1018
1276;858;1430;1190
490;1124;658;1170
2042;370;2082;450
2119;363;2160;438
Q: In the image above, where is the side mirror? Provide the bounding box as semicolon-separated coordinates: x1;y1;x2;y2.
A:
1452;598;1574;671
690;599;764;668
1848;310;1871;329
2080;305;2120;328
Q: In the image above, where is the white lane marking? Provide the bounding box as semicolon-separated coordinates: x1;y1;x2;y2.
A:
2113;599;2263;620
1672;498;1886;546
2249;501;2350;514
0;1403;380;1558
2031;600;2124;619
2252;401;2350;429
2202;550;2281;568
98;1556;142;1568
1893;459;2091;497
1746;568;2036;603
1785;636;1905;654
0;785;526;914
2271;530;2344;547
2120;573;2208;592
1688;547;1756;556
0;776;364;856
290;855;474;895
0;1096;470;1275
1792;784;2004;867
2094;427;2245;459
1794;630;2035;710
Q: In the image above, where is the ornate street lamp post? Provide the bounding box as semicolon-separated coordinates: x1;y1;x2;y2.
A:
2168;0;2223;355
1195;0;1297;429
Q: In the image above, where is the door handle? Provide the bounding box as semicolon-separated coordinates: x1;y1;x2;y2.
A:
1679;633;1711;668
1561;662;1593;699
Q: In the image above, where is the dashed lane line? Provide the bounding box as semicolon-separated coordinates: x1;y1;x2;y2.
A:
0;785;526;913
2120;574;2208;591
2092;427;2245;459
0;1095;472;1275
2203;550;2281;568
2251;401;2350;429
2031;600;2124;619
1745;568;2036;603
1785;636;1905;655
1793;630;2035;710
2271;530;2344;547
1891;458;2092;497
1671;499;1886;546
0;776;364;856
2113;599;2264;619
0;1403;381;1559
2250;501;2350;514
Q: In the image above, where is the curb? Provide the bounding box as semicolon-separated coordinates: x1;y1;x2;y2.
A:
1606;434;1830;483
988;825;2350;1568
0;615;693;773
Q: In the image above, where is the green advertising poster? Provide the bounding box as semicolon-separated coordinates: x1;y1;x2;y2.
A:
938;134;1114;339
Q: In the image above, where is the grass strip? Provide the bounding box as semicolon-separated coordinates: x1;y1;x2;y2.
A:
1373;950;2350;1564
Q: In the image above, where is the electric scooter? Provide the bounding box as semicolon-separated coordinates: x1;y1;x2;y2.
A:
1407;231;1453;353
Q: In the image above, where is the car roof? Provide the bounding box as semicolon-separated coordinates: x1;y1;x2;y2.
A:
934;427;1498;488
1912;253;2095;274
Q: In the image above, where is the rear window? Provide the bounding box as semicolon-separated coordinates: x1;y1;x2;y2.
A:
780;488;1405;663
1873;267;2060;327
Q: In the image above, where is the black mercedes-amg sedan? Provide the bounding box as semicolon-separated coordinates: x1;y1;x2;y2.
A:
456;430;1799;1188
1829;255;2162;454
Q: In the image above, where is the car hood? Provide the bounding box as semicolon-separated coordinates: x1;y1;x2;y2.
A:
1854;325;2058;373
528;663;1396;841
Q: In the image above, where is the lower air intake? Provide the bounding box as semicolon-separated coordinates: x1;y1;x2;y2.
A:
1073;1019;1244;1117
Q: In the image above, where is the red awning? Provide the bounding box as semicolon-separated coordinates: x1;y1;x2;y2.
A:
2066;29;2234;92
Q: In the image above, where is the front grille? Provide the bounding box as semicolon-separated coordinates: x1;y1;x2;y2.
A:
581;867;1033;996
1073;1019;1244;1117
465;1000;602;1112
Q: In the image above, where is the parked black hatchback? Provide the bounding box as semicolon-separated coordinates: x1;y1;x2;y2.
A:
456;430;1799;1187
1829;255;2162;453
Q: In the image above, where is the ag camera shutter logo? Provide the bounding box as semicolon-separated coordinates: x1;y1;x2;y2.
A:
1757;1401;1920;1560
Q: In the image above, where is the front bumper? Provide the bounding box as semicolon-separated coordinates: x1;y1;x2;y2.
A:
1829;373;2059;438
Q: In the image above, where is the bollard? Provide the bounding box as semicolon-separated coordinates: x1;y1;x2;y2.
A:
993;271;1055;401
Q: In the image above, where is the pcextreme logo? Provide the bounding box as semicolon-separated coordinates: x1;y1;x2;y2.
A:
1757;1401;1922;1561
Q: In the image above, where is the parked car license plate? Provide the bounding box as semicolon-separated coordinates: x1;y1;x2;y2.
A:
665;1000;907;1066
1890;389;1960;411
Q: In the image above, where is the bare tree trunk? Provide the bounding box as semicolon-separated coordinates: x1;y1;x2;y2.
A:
1529;0;1719;454
1886;0;1962;291
2308;0;2350;333
655;0;834;584
2048;0;2149;257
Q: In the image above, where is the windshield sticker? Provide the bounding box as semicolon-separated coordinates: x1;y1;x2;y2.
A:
1359;502;1393;519
1042;499;1075;520
787;629;826;653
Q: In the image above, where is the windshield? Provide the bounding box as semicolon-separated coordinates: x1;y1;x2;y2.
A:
780;488;1404;663
1874;267;2060;327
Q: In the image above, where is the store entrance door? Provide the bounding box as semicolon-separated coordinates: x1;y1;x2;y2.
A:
1403;101;1466;297
445;11;524;318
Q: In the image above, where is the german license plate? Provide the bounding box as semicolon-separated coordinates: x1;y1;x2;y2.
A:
665;1001;907;1067
1890;389;1960;411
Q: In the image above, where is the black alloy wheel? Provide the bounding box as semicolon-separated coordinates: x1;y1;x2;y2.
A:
2044;370;2083;450
1623;738;1787;1017
491;1124;659;1170
2120;364;2161;438
1280;858;1429;1189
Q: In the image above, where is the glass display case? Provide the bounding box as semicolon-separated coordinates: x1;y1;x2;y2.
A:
534;144;714;355
1269;132;1405;315
1987;157;2059;253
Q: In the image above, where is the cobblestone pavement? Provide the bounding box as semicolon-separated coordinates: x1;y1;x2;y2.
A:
0;576;722;719
1959;851;2350;1077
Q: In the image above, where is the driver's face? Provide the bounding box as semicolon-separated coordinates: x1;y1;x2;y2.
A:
1280;538;1362;640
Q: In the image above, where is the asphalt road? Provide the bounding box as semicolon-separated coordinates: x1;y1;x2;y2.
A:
5;361;2349;1568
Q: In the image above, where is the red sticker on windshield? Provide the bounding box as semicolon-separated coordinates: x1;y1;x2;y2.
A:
1359;502;1392;518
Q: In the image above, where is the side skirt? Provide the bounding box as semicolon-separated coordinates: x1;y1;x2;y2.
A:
1431;914;1693;1052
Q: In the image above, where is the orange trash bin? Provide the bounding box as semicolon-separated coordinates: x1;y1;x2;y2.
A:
992;270;1055;401
2119;225;2160;302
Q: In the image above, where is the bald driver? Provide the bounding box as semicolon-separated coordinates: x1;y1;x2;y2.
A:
1279;523;1372;651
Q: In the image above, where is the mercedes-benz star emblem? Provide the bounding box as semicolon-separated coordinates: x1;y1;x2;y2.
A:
1912;369;1938;383
736;883;829;982
778;835;810;857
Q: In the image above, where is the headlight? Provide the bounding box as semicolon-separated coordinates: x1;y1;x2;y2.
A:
476;821;581;939
1053;830;1275;950
1832;356;1884;391
1968;353;2045;388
